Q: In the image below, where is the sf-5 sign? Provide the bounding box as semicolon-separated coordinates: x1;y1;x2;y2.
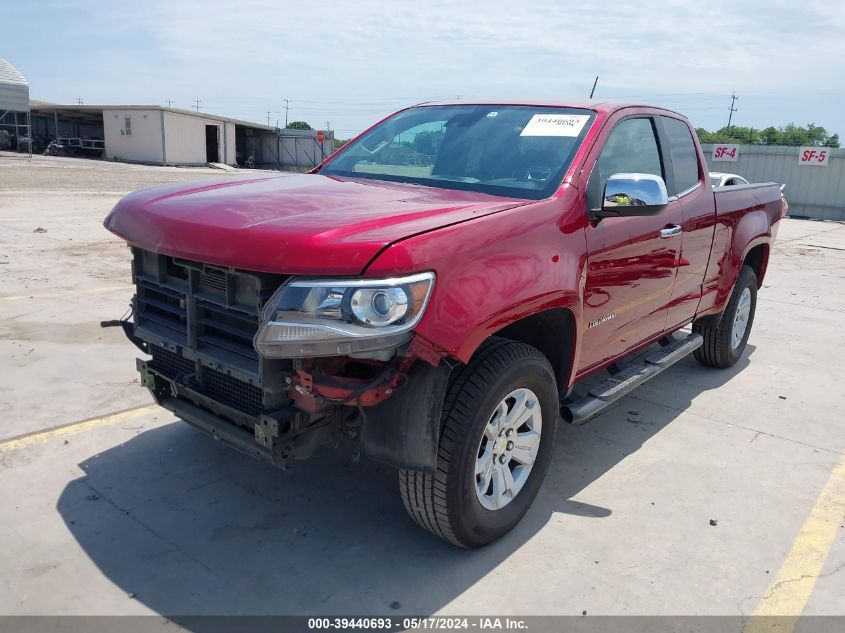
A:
798;147;830;166
712;144;739;162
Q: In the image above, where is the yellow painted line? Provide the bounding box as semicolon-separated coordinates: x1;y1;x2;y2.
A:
744;453;845;633
0;285;133;302
0;404;160;452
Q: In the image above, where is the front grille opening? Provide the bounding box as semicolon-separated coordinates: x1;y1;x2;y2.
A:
196;301;259;362
200;268;227;292
137;283;187;337
132;248;291;420
150;345;194;379
166;258;189;281
201;366;263;415
150;344;262;416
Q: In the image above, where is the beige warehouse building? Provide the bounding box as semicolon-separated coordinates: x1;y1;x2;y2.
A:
28;102;334;168
102;106;241;166
29;102;279;167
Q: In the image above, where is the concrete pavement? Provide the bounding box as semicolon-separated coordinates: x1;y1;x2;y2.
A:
1;154;843;622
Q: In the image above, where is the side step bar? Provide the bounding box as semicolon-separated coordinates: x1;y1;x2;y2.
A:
562;333;703;425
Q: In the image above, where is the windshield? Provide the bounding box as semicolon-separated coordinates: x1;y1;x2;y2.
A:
321;105;595;200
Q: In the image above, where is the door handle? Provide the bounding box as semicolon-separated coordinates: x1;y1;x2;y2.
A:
660;225;682;238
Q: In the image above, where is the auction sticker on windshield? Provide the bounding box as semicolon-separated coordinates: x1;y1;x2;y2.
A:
520;113;590;137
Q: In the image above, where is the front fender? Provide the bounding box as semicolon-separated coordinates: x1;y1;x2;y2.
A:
364;190;587;366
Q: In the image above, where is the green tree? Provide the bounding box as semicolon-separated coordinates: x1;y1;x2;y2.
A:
695;127;718;144
695;122;838;147
760;126;780;145
285;121;312;130
805;123;828;145
719;126;760;144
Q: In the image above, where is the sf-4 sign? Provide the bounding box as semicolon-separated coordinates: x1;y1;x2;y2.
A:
798;147;830;166
712;144;738;162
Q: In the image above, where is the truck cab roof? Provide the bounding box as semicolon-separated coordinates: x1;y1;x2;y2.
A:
414;99;687;119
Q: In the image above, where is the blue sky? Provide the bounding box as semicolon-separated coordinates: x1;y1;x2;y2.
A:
5;0;844;139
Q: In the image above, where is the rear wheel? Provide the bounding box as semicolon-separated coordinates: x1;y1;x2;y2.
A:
693;265;757;368
399;339;558;548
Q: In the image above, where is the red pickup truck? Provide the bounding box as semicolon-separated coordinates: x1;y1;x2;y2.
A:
105;101;785;547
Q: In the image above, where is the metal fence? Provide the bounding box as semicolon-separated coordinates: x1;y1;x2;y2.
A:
278;129;334;168
701;144;845;221
242;128;335;170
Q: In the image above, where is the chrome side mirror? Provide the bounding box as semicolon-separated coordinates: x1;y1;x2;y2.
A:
596;173;669;218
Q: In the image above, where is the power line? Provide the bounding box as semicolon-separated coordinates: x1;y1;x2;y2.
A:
602;90;727;100
282;98;291;127
727;91;739;129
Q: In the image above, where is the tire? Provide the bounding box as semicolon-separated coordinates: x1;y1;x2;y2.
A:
693;265;757;368
399;338;558;548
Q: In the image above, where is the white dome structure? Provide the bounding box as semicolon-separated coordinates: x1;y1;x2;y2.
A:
0;59;31;154
0;58;29;113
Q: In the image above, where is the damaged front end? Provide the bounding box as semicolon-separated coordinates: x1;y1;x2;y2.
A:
110;248;451;473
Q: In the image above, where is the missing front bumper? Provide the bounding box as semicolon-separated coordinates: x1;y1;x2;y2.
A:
139;360;307;468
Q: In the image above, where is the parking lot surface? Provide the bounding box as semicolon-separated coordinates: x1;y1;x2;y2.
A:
1;153;843;620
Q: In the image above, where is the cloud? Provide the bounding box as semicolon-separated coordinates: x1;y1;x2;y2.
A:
10;0;845;134
96;0;844;90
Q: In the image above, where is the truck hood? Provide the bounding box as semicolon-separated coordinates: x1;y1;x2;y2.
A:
104;173;528;275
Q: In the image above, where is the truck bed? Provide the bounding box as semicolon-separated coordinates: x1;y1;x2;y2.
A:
693;181;784;317
713;181;783;216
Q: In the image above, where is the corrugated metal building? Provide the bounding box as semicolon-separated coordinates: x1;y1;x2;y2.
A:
701;144;845;221
238;126;334;169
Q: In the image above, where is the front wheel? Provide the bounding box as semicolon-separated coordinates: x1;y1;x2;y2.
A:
693;265;758;368
399;339;558;548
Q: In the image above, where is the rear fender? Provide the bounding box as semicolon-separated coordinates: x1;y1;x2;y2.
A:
710;208;771;315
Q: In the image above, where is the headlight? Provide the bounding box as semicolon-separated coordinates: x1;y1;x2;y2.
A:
253;272;435;358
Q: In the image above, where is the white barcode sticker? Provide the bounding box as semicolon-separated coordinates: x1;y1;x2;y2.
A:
520;114;590;137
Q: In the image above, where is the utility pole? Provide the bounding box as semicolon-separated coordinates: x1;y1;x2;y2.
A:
166;99;173;107
76;97;84;105
282;99;291;127
589;75;599;99
326;121;330;131
727;92;738;129
193;98;201;112
267;111;272;126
